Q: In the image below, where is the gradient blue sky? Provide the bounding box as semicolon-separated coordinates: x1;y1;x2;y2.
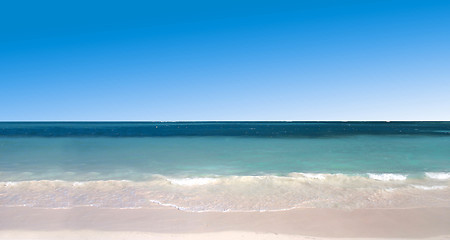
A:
1;0;449;121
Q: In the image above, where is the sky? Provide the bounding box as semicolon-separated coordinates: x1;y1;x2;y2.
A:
1;0;449;121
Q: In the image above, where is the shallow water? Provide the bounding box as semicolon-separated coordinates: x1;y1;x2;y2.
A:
0;122;449;211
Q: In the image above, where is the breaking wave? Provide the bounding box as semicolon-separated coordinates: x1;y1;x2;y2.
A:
1;172;449;212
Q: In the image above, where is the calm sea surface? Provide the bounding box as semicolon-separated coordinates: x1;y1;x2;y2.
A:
1;122;449;211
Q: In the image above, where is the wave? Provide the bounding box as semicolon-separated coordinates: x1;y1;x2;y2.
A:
425;172;450;180
367;173;408;181
1;173;449;212
167;178;218;186
296;173;326;180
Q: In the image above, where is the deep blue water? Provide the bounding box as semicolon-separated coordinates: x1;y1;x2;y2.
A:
1;121;450;137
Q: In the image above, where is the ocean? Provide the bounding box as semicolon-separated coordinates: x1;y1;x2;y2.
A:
0;122;449;211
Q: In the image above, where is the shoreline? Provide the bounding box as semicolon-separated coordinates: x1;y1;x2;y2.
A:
1;207;449;239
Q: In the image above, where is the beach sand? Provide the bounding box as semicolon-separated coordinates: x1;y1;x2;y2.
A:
0;207;449;239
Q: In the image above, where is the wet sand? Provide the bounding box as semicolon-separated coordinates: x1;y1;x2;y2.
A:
0;207;449;239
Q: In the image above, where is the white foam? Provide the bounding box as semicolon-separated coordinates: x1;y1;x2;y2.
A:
148;200;187;211
3;182;18;187
300;173;326;180
148;199;300;213
72;182;85;187
167;178;218;186
425;172;450;180
367;173;407;181
384;188;396;192
412;185;447;190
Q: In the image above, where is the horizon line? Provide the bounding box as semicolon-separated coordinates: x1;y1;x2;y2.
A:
0;120;449;122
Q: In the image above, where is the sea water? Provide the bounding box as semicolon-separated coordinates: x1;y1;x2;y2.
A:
0;122;449;211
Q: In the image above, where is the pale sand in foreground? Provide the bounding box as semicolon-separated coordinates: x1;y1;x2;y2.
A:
0;231;449;240
0;207;449;239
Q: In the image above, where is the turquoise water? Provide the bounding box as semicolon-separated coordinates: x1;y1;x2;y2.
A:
0;122;449;211
0;136;449;181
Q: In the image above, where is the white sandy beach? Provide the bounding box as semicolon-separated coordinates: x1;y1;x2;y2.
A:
1;231;449;240
0;206;449;239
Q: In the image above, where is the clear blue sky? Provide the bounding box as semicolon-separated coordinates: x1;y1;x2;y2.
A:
1;0;449;121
